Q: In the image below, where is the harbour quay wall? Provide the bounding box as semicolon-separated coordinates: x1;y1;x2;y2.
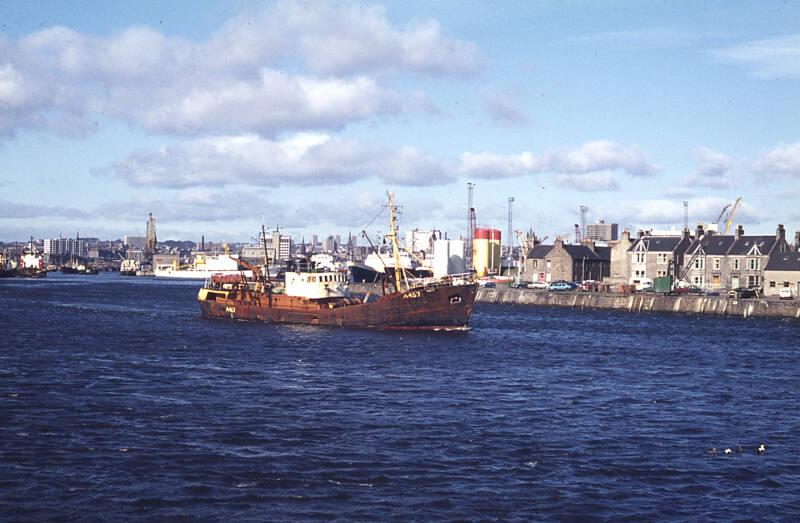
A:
476;287;800;320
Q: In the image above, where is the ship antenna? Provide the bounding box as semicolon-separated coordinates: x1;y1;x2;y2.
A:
260;224;271;286
386;192;408;292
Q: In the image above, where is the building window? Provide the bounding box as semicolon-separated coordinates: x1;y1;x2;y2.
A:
693;275;704;286
694;258;704;270
733;258;740;270
657;253;668;264
657;270;666;277
784;281;790;288
635;252;645;264
747;275;760;287
533;260;538;268
713;258;720;270
769;281;776;288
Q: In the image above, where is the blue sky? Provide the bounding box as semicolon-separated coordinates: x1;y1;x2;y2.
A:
1;0;799;243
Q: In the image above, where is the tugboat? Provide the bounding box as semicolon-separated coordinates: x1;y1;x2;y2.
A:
18;238;46;278
198;193;477;330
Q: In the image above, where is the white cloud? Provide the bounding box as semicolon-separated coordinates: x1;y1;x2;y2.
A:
0;199;90;219
458;140;657;178
674;146;734;189
555;173;620;192
0;1;481;139
694;146;731;179
457;151;537;178
594;197;765;229
482;89;530;127
95;133;453;188
712;34;800;79
753;142;800;177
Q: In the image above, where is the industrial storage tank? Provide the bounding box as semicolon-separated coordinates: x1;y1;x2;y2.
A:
472;228;501;276
433;239;466;278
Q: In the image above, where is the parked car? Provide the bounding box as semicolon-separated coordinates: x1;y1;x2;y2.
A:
478;280;496;288
547;282;573;292
728;287;757;299
672;285;704;295
579;280;598;291
779;287;794;300
511;281;531;289
527;281;550;289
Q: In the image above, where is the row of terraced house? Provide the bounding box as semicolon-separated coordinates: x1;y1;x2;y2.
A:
522;223;800;298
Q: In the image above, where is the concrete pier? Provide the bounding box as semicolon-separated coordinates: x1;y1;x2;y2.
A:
476;287;800;320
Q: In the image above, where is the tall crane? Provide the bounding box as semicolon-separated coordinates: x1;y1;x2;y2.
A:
507;197;515;258
723;197;742;235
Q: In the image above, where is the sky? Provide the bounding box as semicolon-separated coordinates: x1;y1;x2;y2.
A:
1;0;799;243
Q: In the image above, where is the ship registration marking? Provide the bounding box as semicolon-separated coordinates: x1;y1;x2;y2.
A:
403;291;421;299
225;306;236;314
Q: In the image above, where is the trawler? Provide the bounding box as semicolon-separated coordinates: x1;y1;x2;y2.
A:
197;193;477;330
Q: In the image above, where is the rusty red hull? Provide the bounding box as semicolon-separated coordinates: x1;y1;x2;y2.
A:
199;283;478;330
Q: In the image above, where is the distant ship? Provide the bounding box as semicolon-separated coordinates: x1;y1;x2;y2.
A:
348;247;433;283
17;239;46;278
198;193;477;330
61;262;98;275
119;259;140;276
155;253;253;280
0;253;15;278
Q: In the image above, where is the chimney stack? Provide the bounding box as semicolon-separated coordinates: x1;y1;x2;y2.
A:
735;224;744;240
637;229;644;239
776;224;786;243
695;223;705;239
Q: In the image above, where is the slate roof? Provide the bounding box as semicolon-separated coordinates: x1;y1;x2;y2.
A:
765;252;800;271
728;235;778;256
527;245;553;259
593;246;611;261
526;243;608;261
688;235;737;255
563;244;604;261
629;236;689;253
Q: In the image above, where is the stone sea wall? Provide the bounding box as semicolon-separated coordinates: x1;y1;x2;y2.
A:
477;287;800;320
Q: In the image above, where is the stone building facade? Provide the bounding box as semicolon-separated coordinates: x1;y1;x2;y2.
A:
607;229;633;284
628;229;693;284
764;251;800;298
682;224;789;291
525;238;609;283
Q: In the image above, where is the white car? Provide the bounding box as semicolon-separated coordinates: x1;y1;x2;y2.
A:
779;287;793;300
527;281;549;289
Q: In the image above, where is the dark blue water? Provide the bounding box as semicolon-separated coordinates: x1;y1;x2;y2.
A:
1;274;799;521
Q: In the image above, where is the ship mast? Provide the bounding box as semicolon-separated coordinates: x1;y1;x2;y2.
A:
386;192;407;292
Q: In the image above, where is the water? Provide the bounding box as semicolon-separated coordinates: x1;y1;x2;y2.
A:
1;274;799;521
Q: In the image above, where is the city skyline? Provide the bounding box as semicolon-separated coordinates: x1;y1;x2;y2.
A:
1;1;799;242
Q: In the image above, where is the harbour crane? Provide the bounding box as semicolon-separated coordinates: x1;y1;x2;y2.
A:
709;197;742;235
723;197;742;235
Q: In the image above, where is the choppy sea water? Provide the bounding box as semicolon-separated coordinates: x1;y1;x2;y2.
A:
1;273;799;521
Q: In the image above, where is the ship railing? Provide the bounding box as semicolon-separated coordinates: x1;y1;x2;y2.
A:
407;272;475;291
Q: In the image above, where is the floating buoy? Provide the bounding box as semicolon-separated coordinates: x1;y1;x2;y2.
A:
724;448;733;455
757;444;766;454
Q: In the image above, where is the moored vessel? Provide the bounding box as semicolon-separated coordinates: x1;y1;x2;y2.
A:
17;238;46;278
198;193;478;330
155;252;253;280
